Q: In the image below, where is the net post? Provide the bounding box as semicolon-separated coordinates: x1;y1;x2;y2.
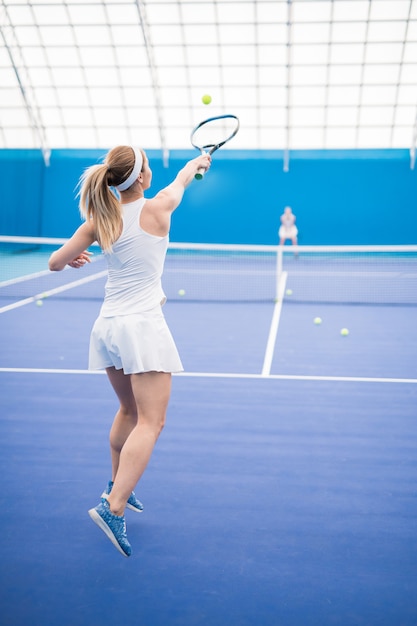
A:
275;245;283;301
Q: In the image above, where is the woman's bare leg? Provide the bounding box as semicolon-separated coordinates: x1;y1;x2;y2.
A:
106;370;172;516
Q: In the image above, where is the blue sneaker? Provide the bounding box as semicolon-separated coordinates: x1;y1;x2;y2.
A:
88;500;131;557
101;480;144;513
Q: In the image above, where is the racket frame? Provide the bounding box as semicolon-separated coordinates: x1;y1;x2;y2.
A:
190;114;240;179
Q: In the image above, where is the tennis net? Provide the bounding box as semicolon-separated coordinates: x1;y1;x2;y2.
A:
1;236;416;307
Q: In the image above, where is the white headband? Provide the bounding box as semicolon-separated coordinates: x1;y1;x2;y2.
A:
115;147;143;191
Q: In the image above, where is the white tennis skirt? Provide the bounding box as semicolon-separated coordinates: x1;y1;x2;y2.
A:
279;225;298;239
89;306;183;375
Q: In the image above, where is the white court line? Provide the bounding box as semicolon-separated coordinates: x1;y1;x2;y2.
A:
0;367;416;384
261;271;287;377
0;270;107;314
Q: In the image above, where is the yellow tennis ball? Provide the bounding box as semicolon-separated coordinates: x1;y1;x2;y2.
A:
202;94;212;105
341;328;349;336
36;299;43;307
286;289;293;296
314;317;322;325
178;289;186;296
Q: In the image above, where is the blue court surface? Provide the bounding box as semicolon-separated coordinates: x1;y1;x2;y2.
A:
1;274;417;626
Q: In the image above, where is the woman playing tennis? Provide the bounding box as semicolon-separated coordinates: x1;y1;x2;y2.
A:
49;146;211;556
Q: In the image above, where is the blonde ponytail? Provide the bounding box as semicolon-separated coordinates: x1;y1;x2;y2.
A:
78;146;140;252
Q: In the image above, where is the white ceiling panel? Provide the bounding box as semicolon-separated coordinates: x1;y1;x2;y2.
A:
0;0;416;154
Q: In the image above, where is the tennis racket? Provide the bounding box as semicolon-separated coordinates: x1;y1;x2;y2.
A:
190;114;240;180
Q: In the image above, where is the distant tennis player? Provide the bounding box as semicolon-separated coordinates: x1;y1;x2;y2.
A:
49;146;211;557
278;206;298;246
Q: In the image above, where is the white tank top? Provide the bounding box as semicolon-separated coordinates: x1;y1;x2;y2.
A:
99;198;168;317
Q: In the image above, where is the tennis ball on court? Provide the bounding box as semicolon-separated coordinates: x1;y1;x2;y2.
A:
341;328;349;336
286;289;293;296
178;289;186;296
202;94;212;105
36;299;43;307
314;317;322;325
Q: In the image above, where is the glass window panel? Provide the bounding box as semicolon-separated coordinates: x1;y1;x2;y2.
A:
257;24;287;44
106;4;141;24
223;86;258;106
127;107;158;126
222;66;257;85
84;67;121;86
330;43;364;64
257;2;287;22
258;66;287;86
291;86;327;106
332;1;370;21
32;87;59;106
4;127;36;147
258;45;287;65
401;65;417;83
258;87;287;106
393;106;417;127
153;46;185;66
45;47;80;67
157;66;188;86
124;88;156;107
327;85;360;106
325;128;357;149
73;26;112;46
61;107;94;126
291;107;325;126
21;47;47;65
218;3;254;23
326;106;358;126
111;25;145;46
115;46;148;67
221;45;256;65
331;21;368;43
79;47;117;67
0;108;29;126
118;67;153;86
407;21;417;39
89;87;123;106
329;64;363;85
290;128;323;149
370;0;411;20
259;127;286;149
51;67;86;86
6;5;34;25
45;128;68;147
93;108;124;126
361;85;397;105
67;5;108;24
291;44;329;65
27;68;53;85
40;26;76;46
292;1;332;22
367;21;407;43
14;26;42;46
151;24;188;45
32;5;69;24
359;106;394;125
0;89;25;106
145;3;181;22
219;24;256;45
55;87;89;107
188;66;223;85
365;43;403;63
392;127;414;147
363;64;400;85
396;84;417;105
291;65;328;86
357;127;392;148
0;68;19;87
292;23;331;45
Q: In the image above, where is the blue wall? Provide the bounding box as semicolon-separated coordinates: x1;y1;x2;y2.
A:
1;148;416;245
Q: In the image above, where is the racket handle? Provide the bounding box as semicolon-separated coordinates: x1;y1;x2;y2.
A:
195;167;205;180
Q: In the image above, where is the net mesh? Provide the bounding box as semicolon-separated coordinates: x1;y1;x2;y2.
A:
1;236;417;307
